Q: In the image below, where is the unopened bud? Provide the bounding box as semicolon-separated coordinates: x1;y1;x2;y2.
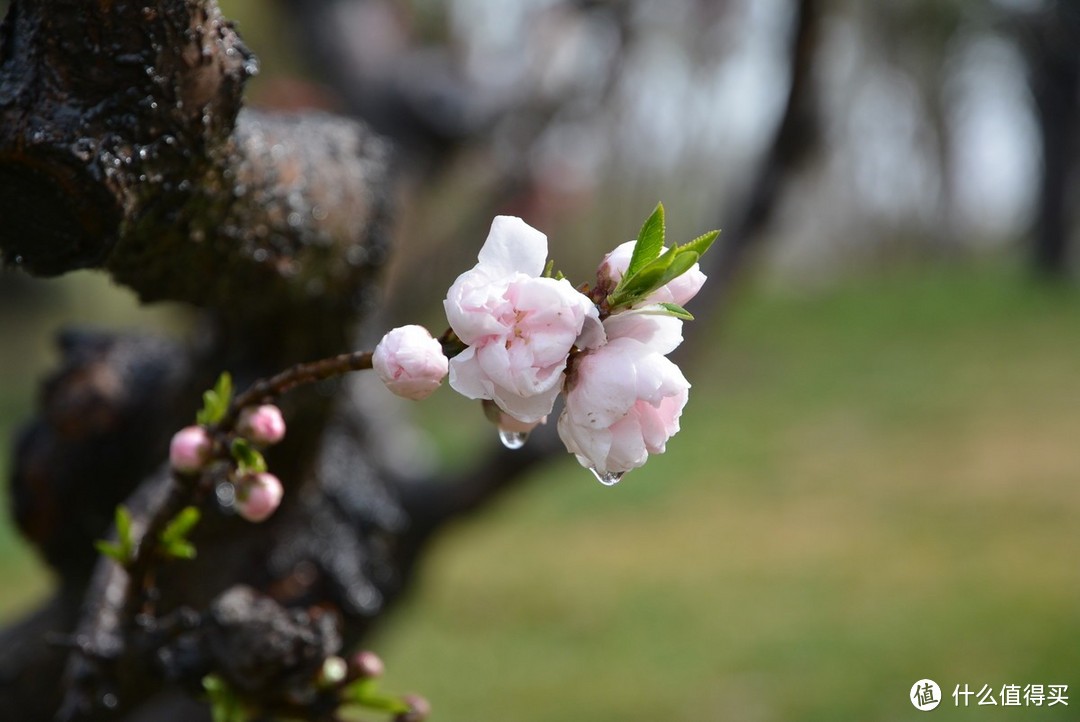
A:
169;426;212;473
237;404;286;446
394;694;431;722
350;650;385;679
234;472;283;522
373;325;448;401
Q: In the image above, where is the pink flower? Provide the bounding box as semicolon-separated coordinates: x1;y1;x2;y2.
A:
597;240;706;307
373;325;449;400
235;472;284;522
444;216;603;423
169;426;212;473
237;404;286;446
557;323;690;477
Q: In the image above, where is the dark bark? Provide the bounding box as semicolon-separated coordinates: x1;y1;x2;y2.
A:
0;1;553;720
1021;1;1080;277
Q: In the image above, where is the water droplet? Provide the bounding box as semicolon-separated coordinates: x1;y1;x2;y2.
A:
215;481;236;507
589;468;625;486
498;429;529;450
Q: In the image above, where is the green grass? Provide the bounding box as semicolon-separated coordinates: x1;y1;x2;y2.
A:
371;263;1080;721
2;262;1079;720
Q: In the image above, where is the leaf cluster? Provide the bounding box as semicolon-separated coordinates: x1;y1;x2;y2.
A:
197;372;233;426
605;202;719;317
94;506;136;566
158;506;201;560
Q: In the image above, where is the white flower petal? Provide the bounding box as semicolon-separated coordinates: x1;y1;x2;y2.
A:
477;216;548;276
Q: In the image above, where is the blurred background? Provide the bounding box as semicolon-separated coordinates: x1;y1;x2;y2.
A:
2;0;1080;719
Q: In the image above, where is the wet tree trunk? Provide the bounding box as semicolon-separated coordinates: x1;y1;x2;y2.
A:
0;1;543;719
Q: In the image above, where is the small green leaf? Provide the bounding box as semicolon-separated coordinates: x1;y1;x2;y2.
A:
677;229;719;258
203;674;246;722
159;506;201;560
230;438;267;474
94;540;128;564
96;505;137;565
624;202;665;280
341;679;411;714
161;506;201;544
196;372;233;426
607;249;678;309
658;302;695;320
115;506;133;548
543;258;555;278
655;249;700;289
164;540;197;560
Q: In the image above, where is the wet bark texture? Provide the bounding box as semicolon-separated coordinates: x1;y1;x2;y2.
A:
0;1;540;719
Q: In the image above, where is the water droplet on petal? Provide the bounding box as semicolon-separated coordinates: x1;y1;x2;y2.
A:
589;468;625;486
498;429;529;450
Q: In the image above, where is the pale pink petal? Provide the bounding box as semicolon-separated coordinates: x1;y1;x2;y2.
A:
447;346;493;400
476;216;548;276
602;310;683;355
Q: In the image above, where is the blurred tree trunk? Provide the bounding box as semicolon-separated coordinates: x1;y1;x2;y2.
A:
1023;1;1080;277
678;0;821;362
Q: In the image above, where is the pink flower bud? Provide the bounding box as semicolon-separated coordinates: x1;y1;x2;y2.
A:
237;404;286;446
235;472;284;523
169;426;212;473
350;650;385;679
373;325;449;400
394;694;431;722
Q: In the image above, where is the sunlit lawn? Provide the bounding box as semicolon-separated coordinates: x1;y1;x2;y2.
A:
2;263;1080;720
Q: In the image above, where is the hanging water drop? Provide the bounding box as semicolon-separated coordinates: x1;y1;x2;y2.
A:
589;468;625;486
498;428;529;450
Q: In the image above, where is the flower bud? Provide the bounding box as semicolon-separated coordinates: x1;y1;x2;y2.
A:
394;694;431;722
237;404;286;446
235;472;284;522
373;325;449;401
350;650;385;679
169;426;212;473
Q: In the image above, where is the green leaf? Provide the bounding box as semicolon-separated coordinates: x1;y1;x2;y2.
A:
624;202;665;280
543;258;554;278
203;674;247;722
196;372;233;426
677;229;719;258
607;250;703;312
94;540;128;564
164;540;197;560
159;506;201;560
341;679;411;714
658;302;695;320
115;505;133;548
161;506;201;544
655;249;700;289
230;438;267;474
